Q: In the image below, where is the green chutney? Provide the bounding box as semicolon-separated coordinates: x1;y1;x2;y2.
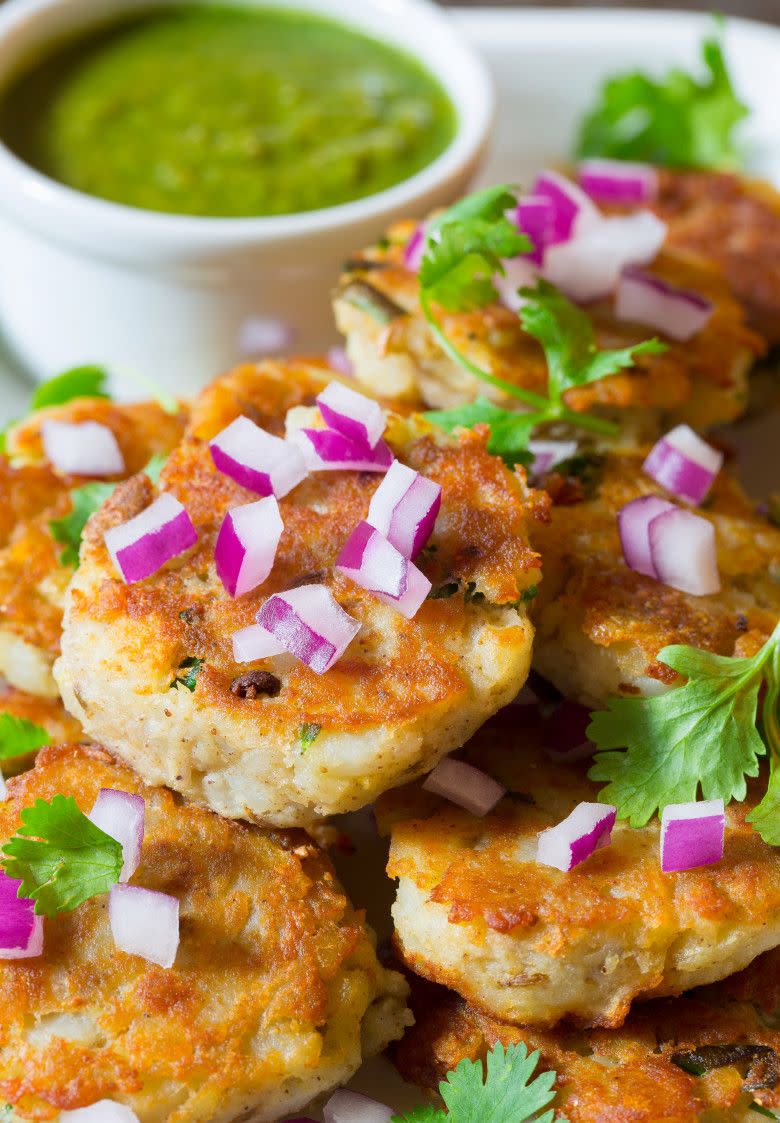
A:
0;5;456;217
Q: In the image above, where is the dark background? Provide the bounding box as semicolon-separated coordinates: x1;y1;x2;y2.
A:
442;1;780;24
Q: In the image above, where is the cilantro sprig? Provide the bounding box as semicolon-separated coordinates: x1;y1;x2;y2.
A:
0;713;51;761
2;794;123;916
0;365;110;453
588;620;780;841
393;1042;567;1123
576;22;748;170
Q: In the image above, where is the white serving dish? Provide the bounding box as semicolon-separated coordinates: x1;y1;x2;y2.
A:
0;7;778;1118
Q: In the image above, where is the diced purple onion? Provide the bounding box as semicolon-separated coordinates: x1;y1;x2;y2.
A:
542;211;667;303
210;415;307;499
0;768;6;802
61;1102;140;1123
317;381;386;450
109;884;179;968
404;223;428;272
528;439;579;479
292;428;393;473
643;424;724;506
327;346;354;378
42;420;125;477
0;870;43;959
336;521;431;618
422;757;506;816
647;507;720;596
89;789;145;883
257;584;361;674
536;801;617;872
618;495;676;578
615;266;714;341
494;255;540;312
578;158;659;205
215;496;283;599
237;315;294;356
660;799;725;872
323;1090;394;1123
232;622;287;663
516;194;556;265
104;493;198;584
542;700;595;762
366;460;441;559
532;169;602;245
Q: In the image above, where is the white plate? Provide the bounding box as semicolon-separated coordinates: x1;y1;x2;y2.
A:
1;8;779;1117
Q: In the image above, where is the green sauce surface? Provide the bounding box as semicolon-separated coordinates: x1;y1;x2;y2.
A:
0;5;456;217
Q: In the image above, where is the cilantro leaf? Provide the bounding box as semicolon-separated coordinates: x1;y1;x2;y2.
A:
0;713;50;761
49;481;116;567
576;24;748;170
144;453;167;485
425;398;535;467
2;794;123;916
519;280;665;404
299;722;322;753
589;625;780;828
392;1107;446;1123
171;657;203;692
30;365;110;410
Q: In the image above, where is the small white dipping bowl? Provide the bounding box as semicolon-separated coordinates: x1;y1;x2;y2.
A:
0;0;493;394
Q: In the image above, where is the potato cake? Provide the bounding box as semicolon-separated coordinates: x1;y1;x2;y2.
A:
55;359;541;827
529;447;780;707
0;742;410;1123
376;706;780;1028
0;398;186;697
0;680;83;775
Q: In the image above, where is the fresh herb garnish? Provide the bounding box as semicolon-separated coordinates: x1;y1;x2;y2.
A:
576;22;748;170
588;621;780;842
670;1044;778;1091
392;1041;567;1123
170;657;203;693
750;1103;780;1119
425;397;535;469
0;714;51;761
1;794;123;916
30;365;110;411
49;481;116;567
144;453;167;485
299;722;321;753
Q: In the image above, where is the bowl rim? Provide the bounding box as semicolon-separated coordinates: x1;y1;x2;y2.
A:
0;0;495;248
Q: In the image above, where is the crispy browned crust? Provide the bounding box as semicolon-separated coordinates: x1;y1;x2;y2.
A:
0;742;400;1119
393;958;780;1122
530;448;780;698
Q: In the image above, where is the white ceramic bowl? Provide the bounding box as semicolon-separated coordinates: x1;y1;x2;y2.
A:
0;0;493;393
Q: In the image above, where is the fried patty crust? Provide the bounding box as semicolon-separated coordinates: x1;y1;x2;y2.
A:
333;222;761;433
0;743;409;1123
0;398;186;697
376;707;780;1028
56;359;541;827
529;447;780;707
394;956;780;1123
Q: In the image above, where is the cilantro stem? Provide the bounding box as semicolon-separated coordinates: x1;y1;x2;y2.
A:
420;291;618;439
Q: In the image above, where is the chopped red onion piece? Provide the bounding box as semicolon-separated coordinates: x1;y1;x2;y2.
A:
210;415;307;499
323;1090;394;1123
618;495;676;578
643;424;724;506
104;493;198;584
648;507;720;596
543;211;667;303
257;584;361;674
660;799;725;872
516;194;556;264
403;223;428;272
215;496;283;599
89;788;145;882
578;158;659;205
494;255;540;312
42;420;125;477
232;622;287;663
237;315;294;356
542;700;595;762
109;884;179;968
327;346;353;378
616;266;714;341
0;767;5;802
532;169;601;244
366;460;441;559
528;439;579;478
536;801;617;872
336;521;431;618
317;381;386;450
293;428;393;473
0;870;42;959
61;1102;140;1123
422;757;506;816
